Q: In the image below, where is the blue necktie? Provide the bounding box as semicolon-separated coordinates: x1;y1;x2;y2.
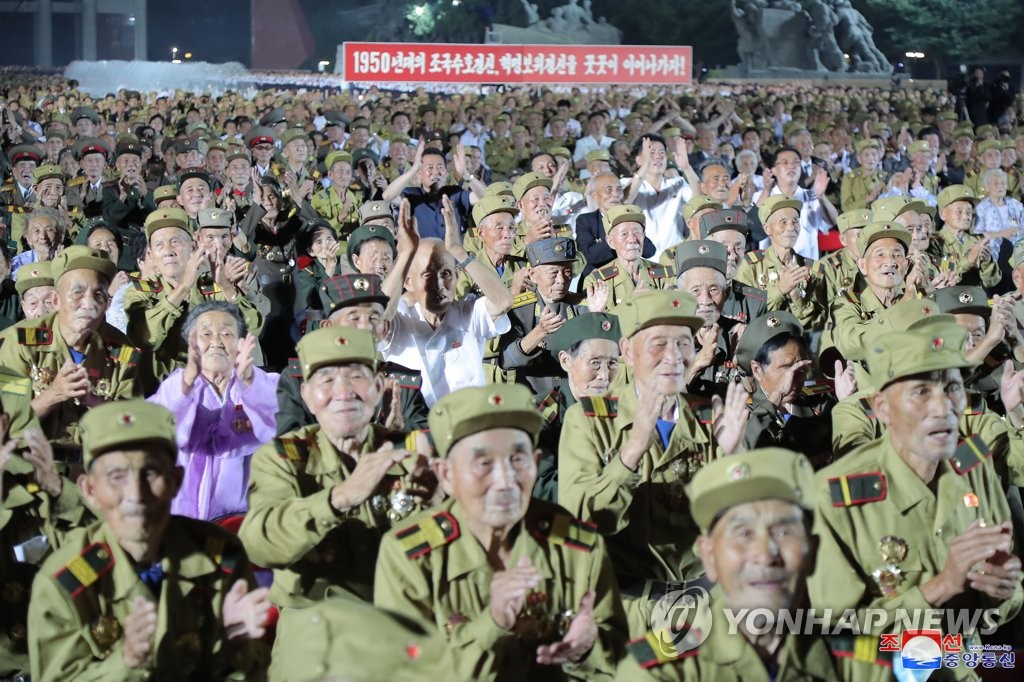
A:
655;419;675;449
137;563;164;594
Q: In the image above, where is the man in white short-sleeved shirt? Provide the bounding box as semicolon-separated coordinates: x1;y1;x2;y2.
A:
383;229;513;406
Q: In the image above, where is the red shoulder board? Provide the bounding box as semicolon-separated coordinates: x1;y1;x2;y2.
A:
531;511;597;552
950;434;993;475
109;345;140;368
55;542;114;598
744;251;765;264
580;396;617;417
595;265;618;281
628;630;700;669
395;511;460;560
287;357;302;379
535;389;560;425
275;436;311;462
130;276;163;294
829;472;887;507
647;265;673;279
17;327;52;346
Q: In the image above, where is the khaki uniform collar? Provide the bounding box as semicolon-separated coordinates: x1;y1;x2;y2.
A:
444;499;554;583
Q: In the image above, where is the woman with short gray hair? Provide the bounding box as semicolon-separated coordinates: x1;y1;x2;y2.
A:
974;167;1024;263
147;300;280;520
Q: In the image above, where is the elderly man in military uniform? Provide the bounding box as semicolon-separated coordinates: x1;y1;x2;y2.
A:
736;311;837;468
583;205;673;310
507;172;577;257
241;326;437;607
809;322;1024;643
1;381;90;678
124;208;264;387
619;449;894;681
734;195;825;330
825;222;917;378
27;400;270;682
532;313;622;503
0;144;42;226
872;194;948;291
840;139;888;211
64;138;115;221
558;290;750;636
374;384;628;681
811;208;872;303
360;198;397;235
311;151;363;237
0;246;141;453
935;185;1001;289
498;236;588;397
575;172;656;283
276;273;428;436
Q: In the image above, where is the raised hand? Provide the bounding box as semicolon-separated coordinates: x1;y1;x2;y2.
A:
535;591;598;665
235;333;258;386
711;380;750;455
122;596;157;668
222;579;272;641
489;557;542;630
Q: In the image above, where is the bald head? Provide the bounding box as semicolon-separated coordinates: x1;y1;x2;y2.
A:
590;172;624;213
406;239;456;314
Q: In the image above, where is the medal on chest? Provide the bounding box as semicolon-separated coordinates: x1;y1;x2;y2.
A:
872;535;909;597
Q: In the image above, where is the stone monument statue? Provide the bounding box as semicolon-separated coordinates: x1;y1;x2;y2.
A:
492;0;621;44
729;0;891;74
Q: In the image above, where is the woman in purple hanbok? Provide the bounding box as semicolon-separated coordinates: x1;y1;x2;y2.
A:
148;301;279;520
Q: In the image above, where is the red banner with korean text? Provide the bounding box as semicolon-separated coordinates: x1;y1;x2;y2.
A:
342;42;691;85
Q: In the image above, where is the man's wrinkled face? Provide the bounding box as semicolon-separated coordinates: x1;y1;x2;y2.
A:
751;338;810;404
680;268;726;327
699;164;731;202
438;428;538;534
228;158;251;186
300;363;383;440
21;285;56;320
955;313;986;352
606;220;644;262
698;499;811;613
352;238;395;278
518;185;552;226
531;154;557;179
252;142;274;166
115;153;141;179
13;159;36;188
559;338;620;398
197;227;232;256
531;262;573;302
325;302;388;342
176;178;212;217
80;152;106;180
764;208;800;249
707;229;746;280
477;212;517;259
81;449;180;551
86;227;120;265
284;138;309;164
591;173;623;213
858;237;907;291
939;200;974;233
406;242;456;315
875;369;966;463
55;268;111;335
207;149;227;173
149;226;194;280
622;324;694;396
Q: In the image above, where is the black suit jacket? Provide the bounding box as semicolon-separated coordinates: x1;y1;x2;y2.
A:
575;210;656;283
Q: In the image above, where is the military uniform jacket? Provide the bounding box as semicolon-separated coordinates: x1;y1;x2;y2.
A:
840;167;887;212
618;588;893;682
721;280;767;325
1;454;89;675
534;383;576;504
807;436;1024;637
810;249;863;304
374;498;627;681
0;312;142;448
936;226;1001;288
687;326;739;399
123;274;264;386
499;291;585;397
581;259;673;308
239;422;416;607
64;176;119;222
310;186;363;237
27;517;263;682
274;358;429;436
825;286;899;369
743;388;836;469
733;248;825;330
558;389;716;587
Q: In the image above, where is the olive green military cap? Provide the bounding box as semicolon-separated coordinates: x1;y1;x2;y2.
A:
510;125;528;135
953;125;975;140
512;171;552;201
662;127;682;139
429;384;543;459
296;326;379;380
14;261;54;296
472;194;518;224
525;237;576;267
352;148;380;167
484;181;515;197
615;290;703;338
865;323;974;391
937;184;980;209
51;245;116;282
682;195;723;221
871;196;928;223
207;139;229;153
360;200;393;223
856;221;911;255
268;594;453;682
855;138;881;154
318;273;388;314
735;311;803;372
928;285;990;316
687;447;816;533
32;164;64;184
976;139;1001;155
70;106;100;124
1013;240;1024;268
976;124;996;138
145;207;191;239
938;111;958;121
547;312;621;355
758;194;802;225
81;400;178;469
347;224;396;268
836;208;873;234
178;169;211;189
226;148;251;164
603;203;645;232
197;207;233;229
153;185;178;203
907;140;932;155
585;149;611;163
548;145;571;159
673;240;728;276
